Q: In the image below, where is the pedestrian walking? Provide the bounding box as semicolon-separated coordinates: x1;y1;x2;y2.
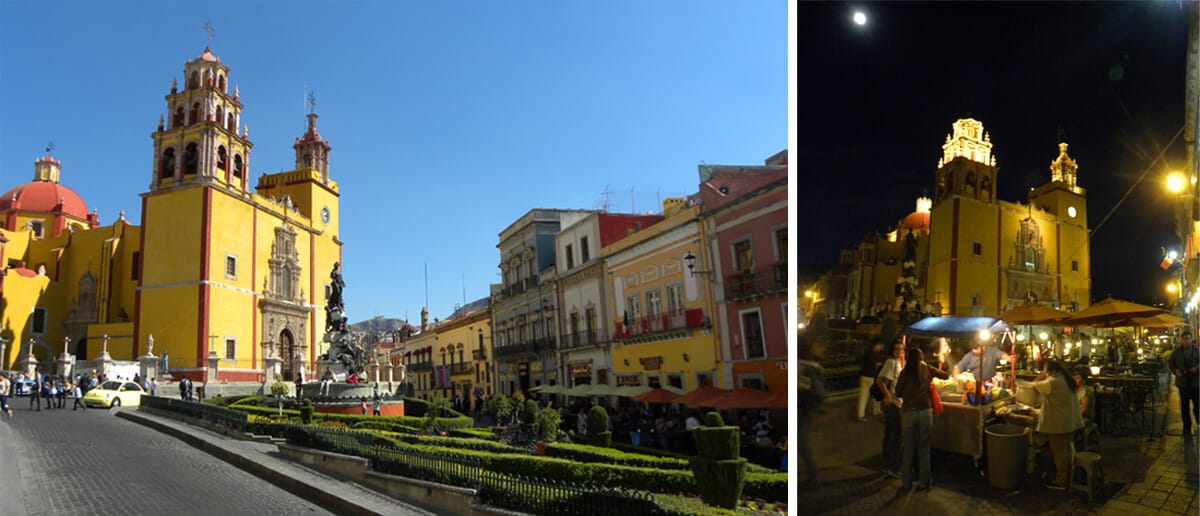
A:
1170;330;1199;436
30;370;43;411
295;370;305;399
372;396;382;416
857;338;885;421
72;382;87;410
876;340;905;477
0;374;12;418
57;379;68;408
149;377;157;396
360;397;368;416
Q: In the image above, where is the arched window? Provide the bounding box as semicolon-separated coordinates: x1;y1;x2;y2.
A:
188;71;199;89
184;143;198;175
215;106;223;126
233;154;244;179
227;113;236;132
217;146;228;172
218;74;226;92
160;148;175;179
173;107;184;129
189;103;200;125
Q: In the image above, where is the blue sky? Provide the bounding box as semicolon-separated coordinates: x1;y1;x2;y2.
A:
0;1;790;323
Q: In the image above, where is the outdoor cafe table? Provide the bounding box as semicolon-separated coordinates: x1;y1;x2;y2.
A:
1014;371;1161;436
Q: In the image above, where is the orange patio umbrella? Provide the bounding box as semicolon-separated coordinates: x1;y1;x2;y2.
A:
631;388;682;404
671;386;729;407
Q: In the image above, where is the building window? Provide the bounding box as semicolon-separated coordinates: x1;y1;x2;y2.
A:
666;283;683;313
733;239;754;272
217;146;228;172
565;244;574;270
225;254;237;280
738;374;765;390
774;227;787;262
580;237;590;263
160;148;176;179
29;220;44;238
645;289;662;317
225;338;236;361
131;251;141;281
741;309;765;359
184;142;198;175
1071;260;1079;272
626;294;642;320
31;307;48;335
972;242;982;256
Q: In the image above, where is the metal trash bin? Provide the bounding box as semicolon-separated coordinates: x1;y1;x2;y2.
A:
984;423;1029;489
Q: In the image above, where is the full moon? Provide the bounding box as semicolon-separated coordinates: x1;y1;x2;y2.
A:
853;11;867;26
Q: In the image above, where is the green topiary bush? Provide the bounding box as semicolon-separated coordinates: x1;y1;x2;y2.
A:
690;413;746;508
487;394;515;425
586;405;611;447
537;405;561;442
704;411;725;427
299;398;314;424
519;399;539;431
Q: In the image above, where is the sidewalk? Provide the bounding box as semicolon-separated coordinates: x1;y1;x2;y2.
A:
117;409;438;516
798;387;1199;515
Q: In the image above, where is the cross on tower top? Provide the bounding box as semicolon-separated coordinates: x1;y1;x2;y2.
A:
204;20;215;48
307;90;317;114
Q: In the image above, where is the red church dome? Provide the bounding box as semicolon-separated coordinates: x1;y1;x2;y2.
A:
0;181;89;220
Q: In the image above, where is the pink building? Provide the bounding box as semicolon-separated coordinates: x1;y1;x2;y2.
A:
697;150;788;392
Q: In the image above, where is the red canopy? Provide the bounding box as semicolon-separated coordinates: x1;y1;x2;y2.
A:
672;386;730;407
631;388;681;404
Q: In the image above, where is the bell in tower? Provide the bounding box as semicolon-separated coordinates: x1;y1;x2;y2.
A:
293;111;333;185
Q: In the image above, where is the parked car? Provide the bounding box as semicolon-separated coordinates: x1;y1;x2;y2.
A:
82;380;145;408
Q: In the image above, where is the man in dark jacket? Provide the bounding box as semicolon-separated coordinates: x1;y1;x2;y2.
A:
1170;331;1199;436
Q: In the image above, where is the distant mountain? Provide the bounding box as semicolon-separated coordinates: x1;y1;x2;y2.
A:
349;316;410;334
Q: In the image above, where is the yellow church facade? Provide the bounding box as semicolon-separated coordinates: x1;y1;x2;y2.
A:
925;118;1092;317
1;47;343;383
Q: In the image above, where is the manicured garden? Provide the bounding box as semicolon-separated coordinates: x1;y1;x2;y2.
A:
202;392;787;515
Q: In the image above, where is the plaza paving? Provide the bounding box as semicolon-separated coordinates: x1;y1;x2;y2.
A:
798;385;1199;515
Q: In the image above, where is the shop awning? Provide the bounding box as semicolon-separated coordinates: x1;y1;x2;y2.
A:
631;388;682;404
900;316;1013;339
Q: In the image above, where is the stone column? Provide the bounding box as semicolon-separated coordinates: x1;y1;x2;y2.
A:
97;335;113;380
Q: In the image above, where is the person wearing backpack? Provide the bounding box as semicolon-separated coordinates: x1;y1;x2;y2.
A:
857;338;886;422
797;332;827;486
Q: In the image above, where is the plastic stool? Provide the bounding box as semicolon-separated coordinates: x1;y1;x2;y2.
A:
1068;451;1104;503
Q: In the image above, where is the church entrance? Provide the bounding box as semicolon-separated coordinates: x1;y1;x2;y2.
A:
280;329;295;381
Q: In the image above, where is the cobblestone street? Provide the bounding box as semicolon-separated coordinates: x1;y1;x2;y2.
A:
0;404;333;516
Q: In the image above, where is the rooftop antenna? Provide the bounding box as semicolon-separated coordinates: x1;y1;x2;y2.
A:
601;185;610;211
204;20;214;48
462;272;467;307
424;262;429;313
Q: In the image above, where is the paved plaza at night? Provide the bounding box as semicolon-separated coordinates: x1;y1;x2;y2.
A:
798;387;1199;515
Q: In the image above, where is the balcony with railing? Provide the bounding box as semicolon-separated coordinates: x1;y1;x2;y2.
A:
449;362;473;375
724;263;787;301
560;330;603;351
493;340;539;359
613;308;706;339
472;347;486;361
408;360;433;372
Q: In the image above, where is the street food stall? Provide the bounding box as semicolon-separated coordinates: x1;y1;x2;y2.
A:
901;316;1017;462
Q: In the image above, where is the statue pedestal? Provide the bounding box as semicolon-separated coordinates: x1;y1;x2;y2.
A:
97;351;113;379
18;353;39;378
294;354;308;382
139;354;159;381
263;356;282;383
206;352;219;382
56;353;74;380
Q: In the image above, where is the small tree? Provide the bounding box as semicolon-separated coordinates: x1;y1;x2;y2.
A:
270;374;290;417
487;394;514;426
586;405;611;447
424;395;450;432
299;397;314;424
537;405;562;442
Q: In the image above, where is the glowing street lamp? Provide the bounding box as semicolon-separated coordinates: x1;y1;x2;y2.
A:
1166;171;1189;194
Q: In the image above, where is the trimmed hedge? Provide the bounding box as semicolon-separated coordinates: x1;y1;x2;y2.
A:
449;427;499;439
403;396;470;419
228;403;473;430
545;443;690;471
352;420;420;434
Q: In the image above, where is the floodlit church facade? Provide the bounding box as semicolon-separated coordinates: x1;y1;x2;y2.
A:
837;118;1092;320
0;48;342;382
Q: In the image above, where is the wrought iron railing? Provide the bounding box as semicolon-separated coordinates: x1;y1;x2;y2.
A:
613;308;706;338
286;425;675;516
724;263;787;301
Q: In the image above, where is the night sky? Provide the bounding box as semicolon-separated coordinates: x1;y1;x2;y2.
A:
799;1;1193;306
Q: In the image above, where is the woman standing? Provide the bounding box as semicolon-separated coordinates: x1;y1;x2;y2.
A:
875;340;906;477
894;346;949;490
1031;360;1083;490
